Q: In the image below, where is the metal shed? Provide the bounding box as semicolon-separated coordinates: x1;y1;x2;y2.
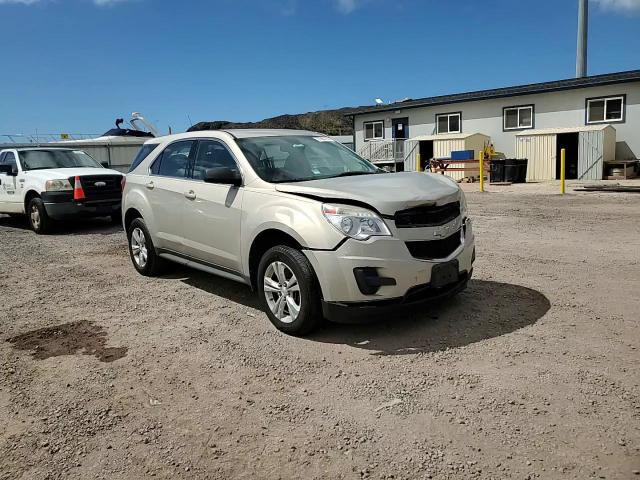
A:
404;133;490;180
515;125;616;181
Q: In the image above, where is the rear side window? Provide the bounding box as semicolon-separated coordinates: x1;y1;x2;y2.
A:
151;140;196;178
128;144;160;173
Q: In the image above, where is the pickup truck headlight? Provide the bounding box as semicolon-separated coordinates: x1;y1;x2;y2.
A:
322;203;391;241
45;179;73;192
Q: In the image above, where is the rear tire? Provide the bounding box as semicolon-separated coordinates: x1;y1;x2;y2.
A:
127;218;165;276
257;245;323;336
27;197;52;234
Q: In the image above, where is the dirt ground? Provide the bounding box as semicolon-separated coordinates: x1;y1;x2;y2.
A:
1;182;639;480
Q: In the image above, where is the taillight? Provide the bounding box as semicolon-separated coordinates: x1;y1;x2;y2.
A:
73;176;86;201
121;176;126;191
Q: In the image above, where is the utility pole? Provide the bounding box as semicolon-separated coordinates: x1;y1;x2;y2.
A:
576;0;588;78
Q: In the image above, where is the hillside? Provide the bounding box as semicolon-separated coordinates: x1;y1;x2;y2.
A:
187;106;364;136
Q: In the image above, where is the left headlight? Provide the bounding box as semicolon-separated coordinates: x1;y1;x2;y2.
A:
322;203;391;241
45;179;73;192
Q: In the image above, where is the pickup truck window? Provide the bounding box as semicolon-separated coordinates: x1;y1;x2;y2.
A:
19;149;102;171
236;135;378;183
3;152;17;170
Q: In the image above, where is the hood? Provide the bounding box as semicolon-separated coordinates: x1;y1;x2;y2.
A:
275;172;460;215
25;167;123;180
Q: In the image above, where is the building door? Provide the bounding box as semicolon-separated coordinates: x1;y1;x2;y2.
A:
392;118;409;140
556;133;579;180
392;118;409;168
419;141;434;171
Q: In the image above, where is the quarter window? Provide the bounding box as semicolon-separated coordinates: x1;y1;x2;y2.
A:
504;105;534;130
151;140;195;177
364;121;384;141
586;96;625;124
436;113;461;134
129;144;161;173
191;140;238;180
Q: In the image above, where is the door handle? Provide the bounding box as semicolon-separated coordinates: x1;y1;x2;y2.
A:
145;181;155;190
184;190;196;200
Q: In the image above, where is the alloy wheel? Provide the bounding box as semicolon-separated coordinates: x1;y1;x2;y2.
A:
263;261;301;324
130;227;148;268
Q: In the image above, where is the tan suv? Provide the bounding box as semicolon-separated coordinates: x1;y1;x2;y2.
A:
122;130;475;335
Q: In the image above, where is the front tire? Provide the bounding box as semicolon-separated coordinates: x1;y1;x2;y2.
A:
27;197;52;234
257;245;323;335
127;218;165;276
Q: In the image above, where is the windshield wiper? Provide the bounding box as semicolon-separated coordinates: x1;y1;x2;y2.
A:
332;171;378;178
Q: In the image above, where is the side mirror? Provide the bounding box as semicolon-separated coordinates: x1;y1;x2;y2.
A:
204;167;242;187
101;161;110;168
0;164;17;176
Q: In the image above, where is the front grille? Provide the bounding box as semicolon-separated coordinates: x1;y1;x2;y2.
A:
71;175;122;201
394;202;460;228
405;230;462;260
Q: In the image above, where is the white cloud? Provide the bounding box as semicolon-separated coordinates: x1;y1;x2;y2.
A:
335;0;360;14
592;0;640;12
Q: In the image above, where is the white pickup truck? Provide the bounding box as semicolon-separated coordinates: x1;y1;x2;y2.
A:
0;147;124;233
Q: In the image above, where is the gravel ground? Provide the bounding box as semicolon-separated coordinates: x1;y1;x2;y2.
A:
0;182;639;480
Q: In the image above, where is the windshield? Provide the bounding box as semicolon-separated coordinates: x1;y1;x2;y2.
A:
19;150;102;171
236;135;379;183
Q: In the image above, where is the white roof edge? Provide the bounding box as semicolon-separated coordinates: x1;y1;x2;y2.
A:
408;132;490;141
515;124;615;136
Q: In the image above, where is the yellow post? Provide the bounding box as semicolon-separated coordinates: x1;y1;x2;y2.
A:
416;153;421;172
479;150;485;192
560;148;566;194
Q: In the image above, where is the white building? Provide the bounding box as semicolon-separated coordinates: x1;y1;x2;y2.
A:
350;70;640;180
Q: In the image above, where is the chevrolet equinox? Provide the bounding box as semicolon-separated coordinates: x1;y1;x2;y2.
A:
122;130;475;335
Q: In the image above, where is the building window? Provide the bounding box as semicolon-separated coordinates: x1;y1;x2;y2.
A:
364;121;384;141
503;105;534;130
586;95;625;124
436;112;461;134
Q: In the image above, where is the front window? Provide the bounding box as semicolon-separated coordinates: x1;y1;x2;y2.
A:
586;96;625;123
504;105;534;130
19;149;102;171
364;121;384;141
236;135;379;183
436;113;461;134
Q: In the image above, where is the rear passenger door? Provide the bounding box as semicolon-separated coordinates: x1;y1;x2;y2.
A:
147;140;197;253
181;139;244;273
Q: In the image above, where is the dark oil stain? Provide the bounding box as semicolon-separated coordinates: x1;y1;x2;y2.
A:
7;320;127;363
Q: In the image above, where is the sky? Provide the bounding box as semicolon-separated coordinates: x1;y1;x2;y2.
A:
0;0;639;136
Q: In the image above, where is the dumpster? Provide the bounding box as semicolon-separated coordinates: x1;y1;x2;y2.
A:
490;159;505;183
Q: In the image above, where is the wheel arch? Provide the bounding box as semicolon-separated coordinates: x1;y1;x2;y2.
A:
124;207;143;232
248;228;303;290
24;190;40;212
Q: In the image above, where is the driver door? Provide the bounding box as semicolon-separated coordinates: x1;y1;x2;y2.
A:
181;139;244;273
0;152;22;213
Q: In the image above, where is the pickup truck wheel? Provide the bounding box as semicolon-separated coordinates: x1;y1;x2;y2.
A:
110;209;122;226
27;198;52;234
257;245;323;336
127;218;164;276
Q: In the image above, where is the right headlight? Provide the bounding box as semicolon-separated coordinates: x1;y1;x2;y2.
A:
322;203;391;241
45;179;73;192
